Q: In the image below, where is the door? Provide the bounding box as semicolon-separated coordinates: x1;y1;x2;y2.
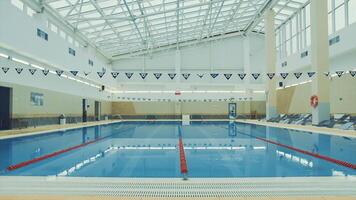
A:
228;103;236;118
94;101;101;121
82;99;88;122
0;86;12;130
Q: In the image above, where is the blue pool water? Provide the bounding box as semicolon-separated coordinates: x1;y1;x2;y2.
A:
0;121;355;178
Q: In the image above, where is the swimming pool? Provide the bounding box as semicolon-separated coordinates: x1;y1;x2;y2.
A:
0;121;355;178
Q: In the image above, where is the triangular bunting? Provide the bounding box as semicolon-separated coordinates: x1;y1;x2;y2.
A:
125;72;133;79
266;73;275;80
56;70;63;76
70;71;79;76
168;73;176;80
280;73;289;79
197;74;204;78
1;67;9;73
111;72;119;78
139;73;148;79
84;71;91;76
15;68;23;74
307;72;316;78
350;70;356;77
182;73;190;80
97;71;105;78
29;68;37;75
294;72;303;79
324;72;330;77
251;73;260;80
154;73;162;80
238;73;246;80
42;69;49;76
335;71;343;77
224;73;232;80
210;73;219;78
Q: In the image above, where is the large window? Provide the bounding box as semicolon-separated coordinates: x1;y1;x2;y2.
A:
349;0;356;25
277;0;354;61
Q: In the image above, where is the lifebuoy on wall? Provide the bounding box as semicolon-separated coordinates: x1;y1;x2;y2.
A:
310;95;319;108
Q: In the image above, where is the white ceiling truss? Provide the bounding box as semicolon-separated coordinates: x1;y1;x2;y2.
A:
34;0;309;59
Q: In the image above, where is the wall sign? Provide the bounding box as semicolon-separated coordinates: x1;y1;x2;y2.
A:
30;92;44;106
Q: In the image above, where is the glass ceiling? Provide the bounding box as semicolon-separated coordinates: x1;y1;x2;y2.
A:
43;0;308;58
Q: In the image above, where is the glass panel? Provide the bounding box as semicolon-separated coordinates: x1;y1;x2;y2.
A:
335;5;345;31
349;0;356;25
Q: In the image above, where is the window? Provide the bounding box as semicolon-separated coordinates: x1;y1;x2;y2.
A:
11;0;23;11
349;0;356;25
37;28;48;41
69;48;76;56
59;30;66;39
50;23;58;33
335;4;345;31
88;59;94;66
27;7;35;17
68;36;73;44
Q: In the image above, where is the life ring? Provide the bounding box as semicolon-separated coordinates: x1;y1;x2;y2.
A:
310;95;319;108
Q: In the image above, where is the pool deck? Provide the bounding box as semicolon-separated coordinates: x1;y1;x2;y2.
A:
0;120;123;139
0;196;355;200
0;176;355;199
236;119;356;138
1;118;355;139
0;119;228;139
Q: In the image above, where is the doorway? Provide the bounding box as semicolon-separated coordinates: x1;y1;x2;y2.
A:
82;99;88;122
228;103;236;118
0;86;12;130
94;101;101;121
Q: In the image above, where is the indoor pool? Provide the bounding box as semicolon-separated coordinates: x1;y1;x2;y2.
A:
0;121;355;178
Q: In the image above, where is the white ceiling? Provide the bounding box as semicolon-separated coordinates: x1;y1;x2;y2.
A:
42;0;308;59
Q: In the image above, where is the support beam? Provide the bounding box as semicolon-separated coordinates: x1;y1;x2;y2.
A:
264;9;278;120
310;0;330;125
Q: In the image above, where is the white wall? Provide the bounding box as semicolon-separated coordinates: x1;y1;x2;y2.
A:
276;21;356;87
111;34;266;91
0;1;109;73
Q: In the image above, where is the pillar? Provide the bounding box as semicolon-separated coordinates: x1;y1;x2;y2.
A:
175;49;181;83
243;36;251;87
264;9;278;120
310;0;330;125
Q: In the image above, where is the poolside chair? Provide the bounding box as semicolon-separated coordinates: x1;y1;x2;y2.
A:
339;122;355;130
267;114;287;122
294;114;312;125
317;114;350;128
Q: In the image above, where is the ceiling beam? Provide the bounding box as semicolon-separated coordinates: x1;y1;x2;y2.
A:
244;0;280;34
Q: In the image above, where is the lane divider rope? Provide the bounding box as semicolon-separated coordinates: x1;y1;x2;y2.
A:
178;138;188;175
238;130;356;170
178;126;188;177
7;135;110;171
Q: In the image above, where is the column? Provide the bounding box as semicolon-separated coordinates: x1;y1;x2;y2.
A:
310;0;330;125
175;49;181;83
175;49;181;117
264;9;278;120
243;36;251;87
